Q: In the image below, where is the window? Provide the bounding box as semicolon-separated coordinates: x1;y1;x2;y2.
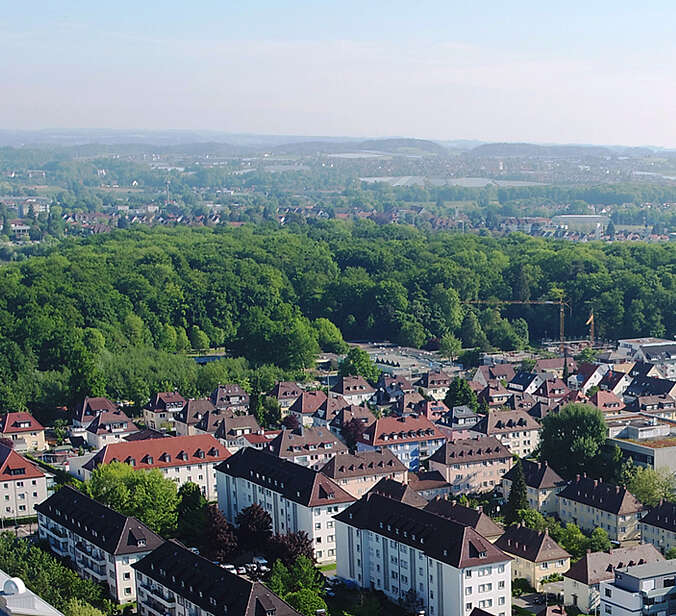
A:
123;572;131;580
605;589;612;597
499;597;505;605
465;588;472;596
466;603;472;611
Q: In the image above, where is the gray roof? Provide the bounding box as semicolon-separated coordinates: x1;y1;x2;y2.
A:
617;559;676;579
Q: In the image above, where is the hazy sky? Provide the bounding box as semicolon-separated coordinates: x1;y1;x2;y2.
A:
2;1;675;146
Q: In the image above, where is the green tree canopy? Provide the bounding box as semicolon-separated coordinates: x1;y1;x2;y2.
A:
443;377;478;412
338;347;380;383
506;458;528;525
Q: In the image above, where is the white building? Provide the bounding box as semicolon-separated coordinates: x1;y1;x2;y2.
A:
36;486;164;604
335;492;512;616
0;444;50;523
215;447;354;565
0;570;64;616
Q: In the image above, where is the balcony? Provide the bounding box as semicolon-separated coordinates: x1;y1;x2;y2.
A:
75;542;102;561
48;537;69;556
44;524;68;539
142;597;176;616
141;583;176;607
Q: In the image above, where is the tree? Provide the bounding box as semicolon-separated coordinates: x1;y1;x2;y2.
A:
281;414;300;430
84;462;179;536
443;377;478;412
177;482;207;546
587;527;611;553
341;417;365;452
460;312;490;350
607;219;616;239
267;531;315;567
626;466;676;507
236;503;272;551
575;347;598;363
314;318;347;353
439;333;461;363
666;547;676;560
205;505;239;561
64;599;105;616
190;326;210;351
506;459;528;525
539;403;607;479
560;523;588;559
285;589;327;616
261;395;282;427
267;559;293;596
338;347;380;384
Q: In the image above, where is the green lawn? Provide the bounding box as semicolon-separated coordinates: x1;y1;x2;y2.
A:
324;588;408;616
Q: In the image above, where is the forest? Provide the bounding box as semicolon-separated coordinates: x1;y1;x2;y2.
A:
0;220;673;414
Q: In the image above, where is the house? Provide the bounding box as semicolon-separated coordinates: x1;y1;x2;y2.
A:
133;540;302;616
534;357;577;379
494;524;570;591
36;486;163;603
266;425;347;470
472;410;541;457
571;363;609;394
629;394;676;417
640;500;676;554
394;392;426;416
335;493;513;616
0;569;64;616
73;396;118;428
507;373;543;396
327;405;376;439
501;460;566;515
331;376;376;405
143;392;186;431
287;390;327;427
215;448;354;564
212;413;263;451
428;436;513;495
623;376;676;403
478;382;512;409
557;475;645;541
408;470;453;500
563;544;664;613
0;412;46;452
173;399;217;436
311;394;351;427
0;443;50;521
438;405;480;430
319;450;408;499
473;364;517;389
600;560;676;616
532;379;570;405
268;381;304;412
423;497;504;542
416;399;449;422
357;415;446;471
507;391;537;413
84;409;138;449
589;390;625;413
81;435;230;499
598;370;634;397
376;374;415;404
210;384;249;413
417;370;453;400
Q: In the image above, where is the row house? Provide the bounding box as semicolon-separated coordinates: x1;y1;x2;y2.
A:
82;435;230;500
143;392;187;431
215;448;354;564
472;410;541;458
501;460;566;515
357;415;446;471
0;412;46;452
266;425;347;470
331;376;376;405
428;437;512;495
0;443;50;521
36;486;163;603
640;500;676;554
335;493;513;616
557;475;645;541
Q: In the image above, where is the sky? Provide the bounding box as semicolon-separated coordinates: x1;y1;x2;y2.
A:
2;1;675;146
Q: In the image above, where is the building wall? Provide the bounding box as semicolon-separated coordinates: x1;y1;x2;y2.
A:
336;470;408;499
431;457;512;495
1;430;46;452
558;497;642;542
501;479;562;515
358;438;445;472
492;430;540;458
564;577;598;613
0;475;48;520
640;523;676;554
508;553;570;592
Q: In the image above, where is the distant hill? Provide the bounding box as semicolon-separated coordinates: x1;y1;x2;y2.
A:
358;138;448;156
272;137;447;156
469;142;614;158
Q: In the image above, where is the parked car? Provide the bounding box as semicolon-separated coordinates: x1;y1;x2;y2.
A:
236;567;247;575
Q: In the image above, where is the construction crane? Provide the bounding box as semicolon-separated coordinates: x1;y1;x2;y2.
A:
586;310;595;345
462;297;570;350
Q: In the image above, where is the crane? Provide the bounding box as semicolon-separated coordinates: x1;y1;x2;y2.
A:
462;297;570;351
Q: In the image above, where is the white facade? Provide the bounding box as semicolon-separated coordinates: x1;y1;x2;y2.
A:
0;475;48;521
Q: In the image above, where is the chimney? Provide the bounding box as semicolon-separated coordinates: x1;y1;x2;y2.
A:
477;505;483;513
593;479;598;487
576;474;581;481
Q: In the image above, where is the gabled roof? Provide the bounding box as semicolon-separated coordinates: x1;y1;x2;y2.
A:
175;398;216;426
75;396;118;423
217;448;354;508
589;390;625;411
146;391;186;410
85;409;135;435
0;412;44;434
474;410;540;435
83;434;230;472
429;436;511;465
557;475;644;515
641;500;676;533
360;415;445;447
320;449;405;481
409;470;451;493
268;381;304;401
508;372;541;389
267;426;347;458
335;493;511;569
535;357;577;372
36;486;163;556
423;497;503;539
328;405;376;430
213;414;261;440
331;376;375;396
417;371;452;388
503;459;565;490
533;378;570;400
0;444;44;480
193;408;236;434
289;390;327;415
210;384;249;409
314;395;351;422
124;429;167;442
564;544;663;585
368;478;428;508
133;540;302;616
495;524;569;563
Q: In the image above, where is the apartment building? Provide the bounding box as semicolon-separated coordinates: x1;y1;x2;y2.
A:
557;476;645;542
82;435;230;500
287;390;327;427
84;410;138;449
266;425;347;470
0;412;46;452
422;498;504;542
0;443;50;521
210;384;249;413
143;392;187;431
331;376;376;405
494;525;570;591
428;436;512;495
417;371;453;401
472;410;541;457
335;493;513;616
640;500;676;554
133;540;302;616
268;381;304;413
173;399;217;436
36;486;163;603
501;460;566;515
216;447;354;564
320;450;408;499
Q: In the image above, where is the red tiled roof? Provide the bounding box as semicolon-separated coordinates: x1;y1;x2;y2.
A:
0;412;44;434
361;415;445;447
0;444;44;480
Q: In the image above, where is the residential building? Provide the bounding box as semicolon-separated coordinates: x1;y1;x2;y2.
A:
376;374;415;404
357;415;446;471
331;376;376;405
73;396;118;428
215;448;354;564
143;392;186;431
0;412;46;452
212;413;263;452
416;399;450;422
532;379;571;405
84;410;137;449
438;406;480;431
534;357;577;379
327;405;376;439
409;471;452;500
36;486;164;603
210;384;249;413
590;390;625;413
508;373;544;395
0;444;50;522
335;493;513;616
266;425;347;470
423;498;504;542
477;382;511;409
494;525;570;591
268;381;304;412
173;399;217;436
501;460;566;515
368;477;429;508
82;435;230;499
473;365;517;389
557;475;645;541
617;338;674;359
320;450;408;499
287;390;327;427
640;501;676;554
311;394;351;427
571;363;610;394
417;371;453;400
133;540;302;616
428;437;512;495
0;570;64;616
563;544;664;613
472;410;541;457
599;371;634;397
599;560;676;616
609;434;676;475
395;392;426;416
